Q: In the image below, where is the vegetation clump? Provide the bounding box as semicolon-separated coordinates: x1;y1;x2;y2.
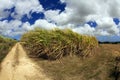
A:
0;36;17;62
21;28;98;60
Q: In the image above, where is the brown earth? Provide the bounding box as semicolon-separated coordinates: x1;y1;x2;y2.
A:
0;43;51;80
99;44;120;57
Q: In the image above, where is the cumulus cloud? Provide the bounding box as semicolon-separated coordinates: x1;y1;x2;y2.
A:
31;19;57;30
0;0;43;19
0;20;32;37
0;0;14;19
0;20;21;36
45;9;72;25
0;0;43;37
12;0;43;19
0;0;120;40
94;17;119;36
72;24;95;35
44;0;120;36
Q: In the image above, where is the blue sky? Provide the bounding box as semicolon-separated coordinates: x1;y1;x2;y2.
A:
0;0;120;41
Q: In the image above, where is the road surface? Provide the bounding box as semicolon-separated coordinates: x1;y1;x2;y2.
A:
0;43;51;80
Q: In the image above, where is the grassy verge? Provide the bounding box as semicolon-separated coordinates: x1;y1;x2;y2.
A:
21;28;120;80
33;46;116;80
21;28;98;60
0;36;17;62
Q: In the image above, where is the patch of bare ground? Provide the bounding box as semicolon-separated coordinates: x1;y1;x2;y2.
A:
0;43;51;80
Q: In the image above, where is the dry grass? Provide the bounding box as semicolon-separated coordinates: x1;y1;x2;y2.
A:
21;28;98;60
32;45;118;80
20;28;120;80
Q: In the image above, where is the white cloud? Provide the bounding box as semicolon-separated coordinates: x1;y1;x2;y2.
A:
0;20;21;36
95;17;120;36
0;0;43;19
45;9;72;25
44;0;120;36
72;24;95;36
0;0;43;37
0;20;32;37
22;22;32;31
31;19;57;30
13;0;43;19
60;0;65;3
95;30;110;36
63;0;120;18
0;0;120;39
0;0;14;19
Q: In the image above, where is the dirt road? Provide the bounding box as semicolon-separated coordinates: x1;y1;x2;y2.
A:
0;43;51;80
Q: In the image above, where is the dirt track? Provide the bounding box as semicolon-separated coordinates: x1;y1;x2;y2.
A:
0;43;51;80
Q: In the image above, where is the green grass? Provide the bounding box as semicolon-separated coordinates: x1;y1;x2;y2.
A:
21;28;98;60
0;36;17;62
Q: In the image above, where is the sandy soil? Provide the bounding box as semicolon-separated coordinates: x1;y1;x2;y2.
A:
0;43;51;80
